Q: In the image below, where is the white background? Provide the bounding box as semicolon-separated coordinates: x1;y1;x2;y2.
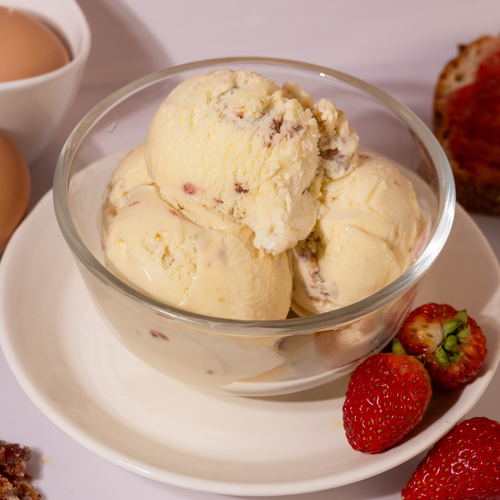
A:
2;0;500;499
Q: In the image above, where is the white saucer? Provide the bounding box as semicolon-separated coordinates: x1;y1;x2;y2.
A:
1;191;500;496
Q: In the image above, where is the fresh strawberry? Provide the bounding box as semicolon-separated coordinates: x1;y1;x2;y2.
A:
396;303;487;389
342;353;432;453
402;416;500;500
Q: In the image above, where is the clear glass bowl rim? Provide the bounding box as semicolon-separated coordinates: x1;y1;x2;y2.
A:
53;56;455;335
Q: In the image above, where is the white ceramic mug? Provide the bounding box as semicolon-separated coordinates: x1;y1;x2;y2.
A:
0;0;91;164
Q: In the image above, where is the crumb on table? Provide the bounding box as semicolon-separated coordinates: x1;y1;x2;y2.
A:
0;440;41;500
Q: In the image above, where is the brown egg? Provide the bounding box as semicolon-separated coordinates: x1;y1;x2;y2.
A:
0;6;70;83
0;133;31;253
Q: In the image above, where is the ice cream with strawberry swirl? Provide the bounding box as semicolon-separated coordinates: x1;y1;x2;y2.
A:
146;69;359;255
102;69;425;321
291;151;426;315
103;142;293;320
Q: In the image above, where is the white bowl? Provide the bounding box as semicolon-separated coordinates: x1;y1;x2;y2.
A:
0;0;91;164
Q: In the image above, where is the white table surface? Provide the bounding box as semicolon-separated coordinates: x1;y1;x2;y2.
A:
2;0;500;498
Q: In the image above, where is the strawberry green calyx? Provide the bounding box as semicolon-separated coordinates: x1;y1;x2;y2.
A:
454;309;468;324
434;344;450;366
441;318;461;336
436;310;469;367
392;337;407;355
392;337;425;363
396;303;487;390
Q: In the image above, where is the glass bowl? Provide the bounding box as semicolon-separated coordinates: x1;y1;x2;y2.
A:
53;57;455;397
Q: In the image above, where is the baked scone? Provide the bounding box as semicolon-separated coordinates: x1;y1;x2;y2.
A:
434;34;500;215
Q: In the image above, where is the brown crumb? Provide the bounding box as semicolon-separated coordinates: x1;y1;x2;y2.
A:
234;182;249;194
0;441;41;500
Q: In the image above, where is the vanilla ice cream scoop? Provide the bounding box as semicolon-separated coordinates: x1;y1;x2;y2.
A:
291;151;426;315
282;81;359;180
107;141;153;214
101;141;154;240
146;69;358;254
105;184;293;320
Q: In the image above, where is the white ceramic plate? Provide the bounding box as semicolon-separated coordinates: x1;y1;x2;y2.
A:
1;192;500;496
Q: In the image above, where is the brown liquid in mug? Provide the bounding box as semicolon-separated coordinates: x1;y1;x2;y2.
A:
0;6;70;83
